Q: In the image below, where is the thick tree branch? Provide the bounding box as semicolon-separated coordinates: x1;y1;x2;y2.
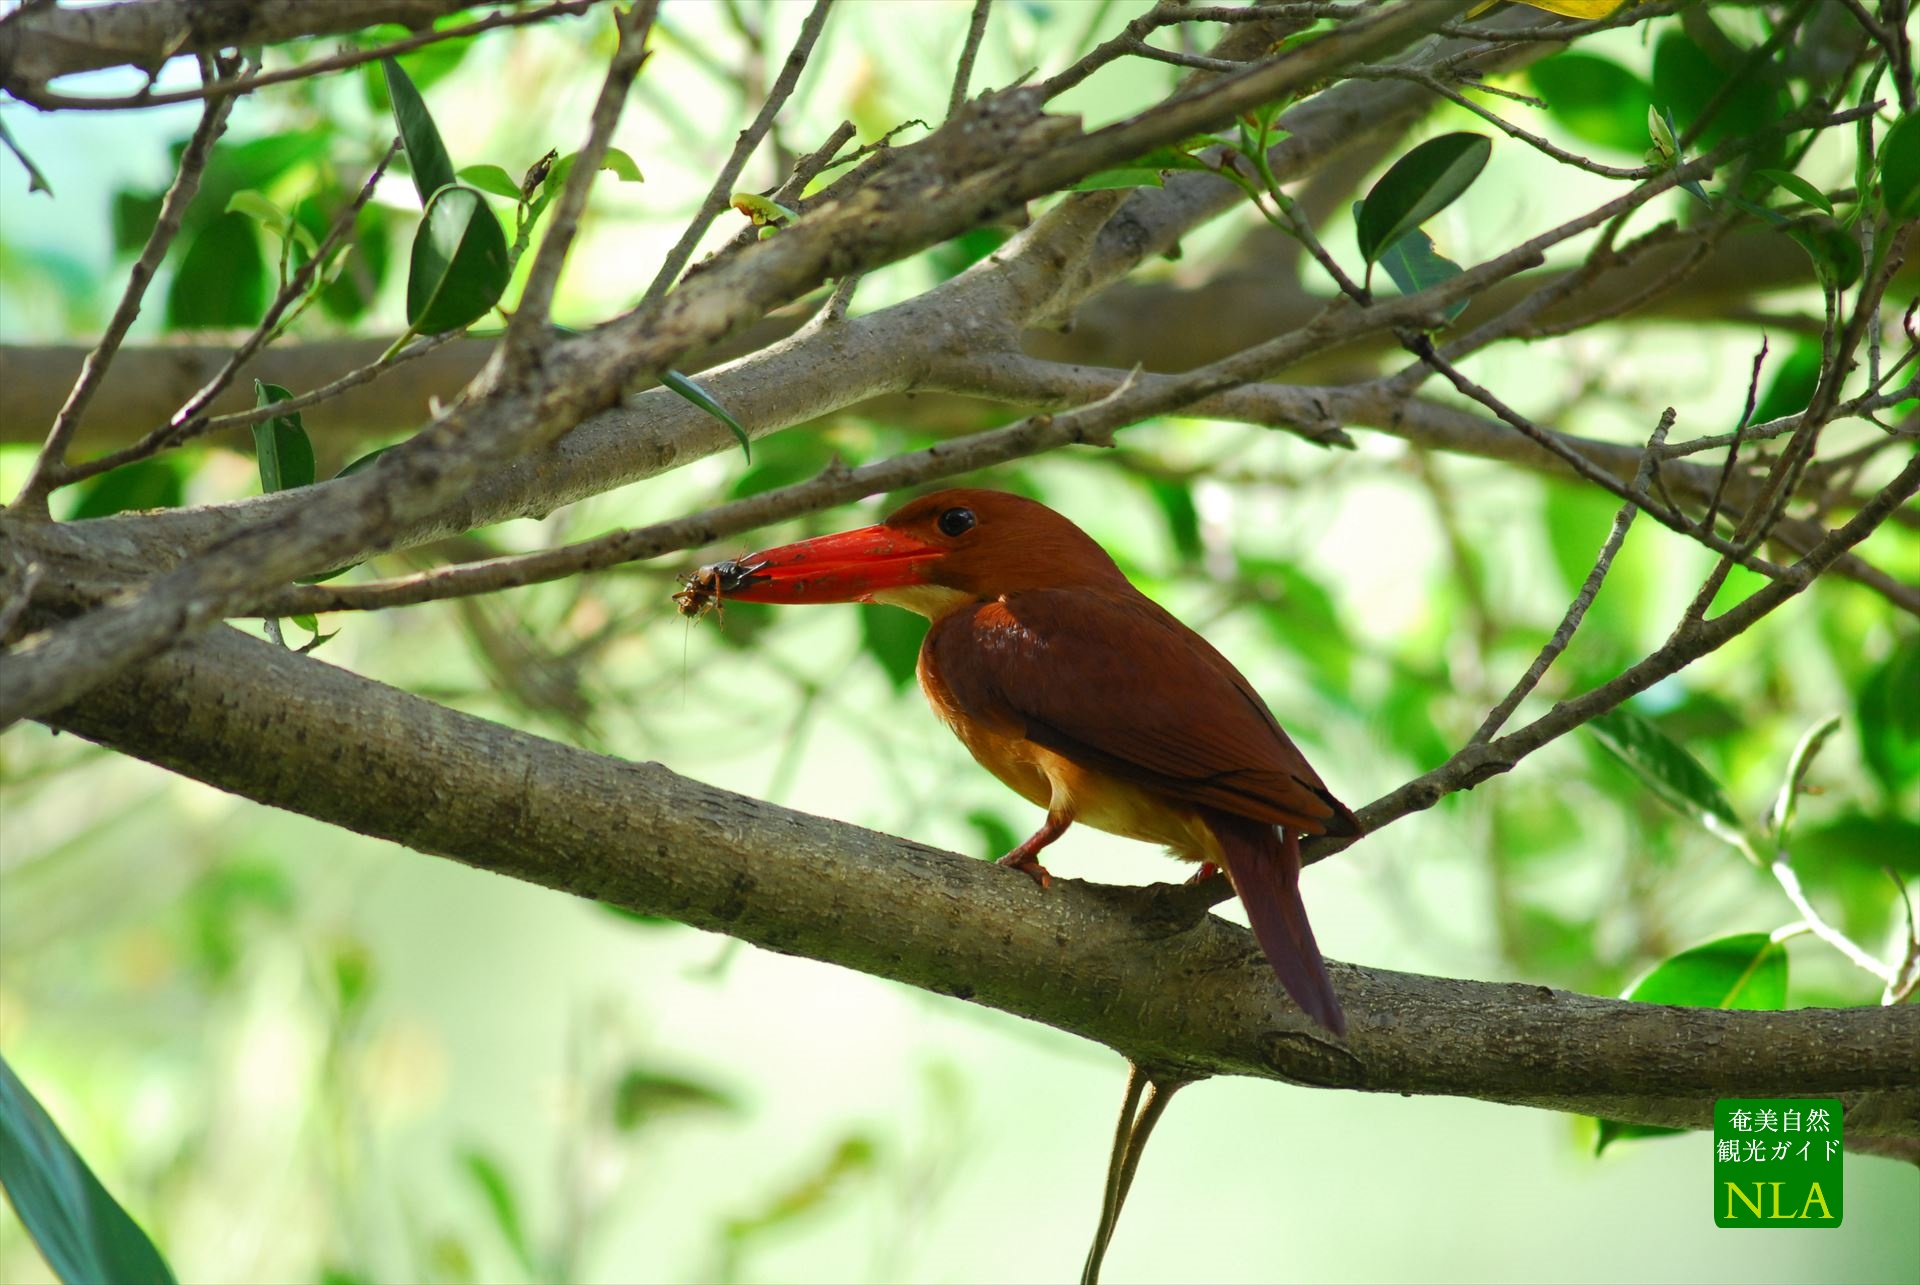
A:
39;624;1920;1158
0;0;495;92
2;0;602;110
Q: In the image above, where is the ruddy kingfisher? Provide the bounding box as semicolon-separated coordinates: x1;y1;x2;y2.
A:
683;486;1359;1032
680;486;1359;1281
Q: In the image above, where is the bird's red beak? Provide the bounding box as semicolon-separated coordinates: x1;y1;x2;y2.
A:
718;523;944;603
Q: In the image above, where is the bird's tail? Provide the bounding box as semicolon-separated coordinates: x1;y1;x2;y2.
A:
1212;817;1346;1035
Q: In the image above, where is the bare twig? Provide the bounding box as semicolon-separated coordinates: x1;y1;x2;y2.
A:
506;1;658;357
1124;41;1249;75
13;56;238;511
1772;859;1896;984
640;0;834;304
948;0;994;119
1346;64;1654;181
1469;408;1675;745
1699;337;1769;538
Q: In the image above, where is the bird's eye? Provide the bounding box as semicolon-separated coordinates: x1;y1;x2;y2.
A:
937;507;976;537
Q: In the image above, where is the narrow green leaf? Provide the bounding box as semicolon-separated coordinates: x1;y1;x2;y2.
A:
455;163;522;200
1588;707;1749;850
661;369;751;461
460;1151;536;1279
1068;168;1165;192
1876;112;1920;221
225;189;288;232
1143;477;1202;563
1355;132;1490;266
335;445;396;478
251;381;317;493
383;56;457;207
0;1054;177;1285
611;1068;738;1131
1770;716;1842;844
1755;169;1833;215
405;184;510;334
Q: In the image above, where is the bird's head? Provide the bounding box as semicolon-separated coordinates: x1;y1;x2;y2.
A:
710;488;1129;618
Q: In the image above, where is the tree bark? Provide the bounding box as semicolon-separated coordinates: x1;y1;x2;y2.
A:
41;623;1920;1159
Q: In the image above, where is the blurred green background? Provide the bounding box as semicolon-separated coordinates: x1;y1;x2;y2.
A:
2;2;1915;1281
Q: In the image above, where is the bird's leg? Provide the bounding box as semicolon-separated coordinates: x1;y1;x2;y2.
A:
1081;1062;1193;1285
997;811;1071;889
1183;861;1222;886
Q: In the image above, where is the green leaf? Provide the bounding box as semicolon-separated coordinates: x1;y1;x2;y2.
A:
546;148;647;200
460;1151;536;1279
966;809;1020;862
1624;932;1788;1009
1068;168;1165;191
111;189;164;256
383;56;457;207
611;1067;738;1131
1526;53;1649;155
599;146;644;183
1751;338;1822;425
250;381;317;492
1358;205;1467;323
1858;639;1920;798
295;196;392;323
166;212;267;328
1243;558;1354;692
1646;102;1679;165
335;445;397;479
1755;169;1833;216
597;902;677;928
1769;715;1842;844
660;369;751;461
1588;707;1749;850
456;163;522;200
1355;132;1490;266
0;1054;177;1285
1142;477;1201;563
1595;932;1787;1152
729;191;797;227
67;458;183;520
1880;112;1920;221
405;184;510;334
225;188;288;232
1784;218;1863;290
858;603;926;691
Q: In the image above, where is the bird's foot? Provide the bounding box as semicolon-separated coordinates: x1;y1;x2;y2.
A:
1184;862;1222;886
997;851;1053;889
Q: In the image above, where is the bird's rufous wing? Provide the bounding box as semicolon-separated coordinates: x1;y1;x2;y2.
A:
924;588;1356;835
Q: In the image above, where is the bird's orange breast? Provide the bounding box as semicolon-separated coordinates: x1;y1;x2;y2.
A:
916;626;1223;863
